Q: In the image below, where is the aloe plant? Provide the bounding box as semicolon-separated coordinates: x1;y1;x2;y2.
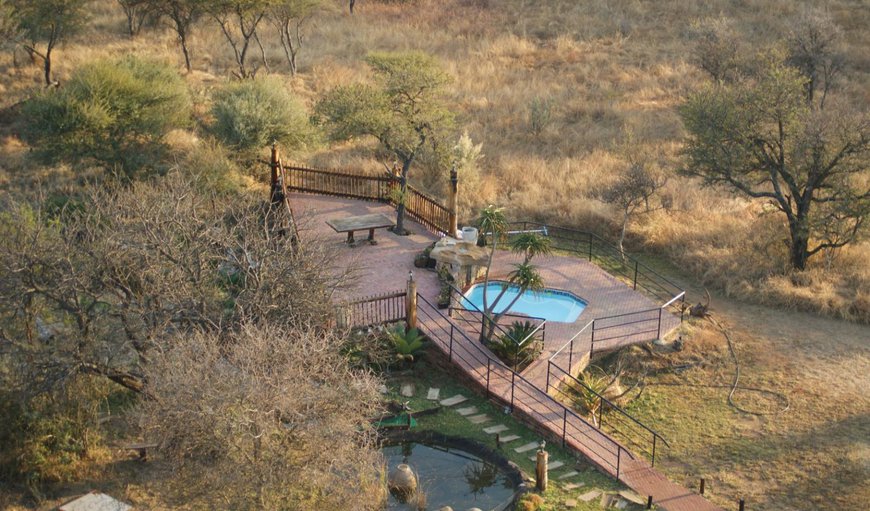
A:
387;326;426;366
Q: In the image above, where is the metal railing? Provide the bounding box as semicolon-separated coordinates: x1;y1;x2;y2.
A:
336;290;406;329
498;221;684;305
545;359;670;465
415;293;634;479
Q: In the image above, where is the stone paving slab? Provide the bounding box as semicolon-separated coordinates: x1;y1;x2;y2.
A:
578;490;601;502
564;482;584;490
514;442;539;453
564;499;577;508
456;406;478;416
468;414;490;424
549;461;565;470
499;434;520;443
558;471;580;480
401;383;414;397
440;395;467;406
483;424;509;434
426;387;440;400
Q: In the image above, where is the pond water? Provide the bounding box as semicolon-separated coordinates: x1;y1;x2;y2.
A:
463;282;587;323
383;442;517;511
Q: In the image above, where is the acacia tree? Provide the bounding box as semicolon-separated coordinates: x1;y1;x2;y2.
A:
787;7;845;107
269;0;322;76
315;51;455;234
8;0;88;86
150;0;204;72
689;17;742;85
680;56;870;271
209;0;270;78
116;0;156;37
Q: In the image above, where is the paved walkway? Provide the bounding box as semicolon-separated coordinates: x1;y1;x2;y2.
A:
287;192;718;510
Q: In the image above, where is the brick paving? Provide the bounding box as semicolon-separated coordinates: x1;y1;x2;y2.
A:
287;193;718;511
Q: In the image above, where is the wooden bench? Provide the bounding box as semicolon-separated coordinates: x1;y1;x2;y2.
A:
121;442;159;461
326;213;395;245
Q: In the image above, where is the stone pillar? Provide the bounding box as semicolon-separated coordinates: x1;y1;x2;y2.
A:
406;272;417;331
535;448;548;491
448;164;459;237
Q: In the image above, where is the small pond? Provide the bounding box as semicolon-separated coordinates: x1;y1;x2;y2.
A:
383;442;518;511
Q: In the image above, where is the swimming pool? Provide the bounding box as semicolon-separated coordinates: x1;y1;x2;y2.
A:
462;282;586;323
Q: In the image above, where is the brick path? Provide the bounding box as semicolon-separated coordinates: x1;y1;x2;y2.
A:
287;193;719;510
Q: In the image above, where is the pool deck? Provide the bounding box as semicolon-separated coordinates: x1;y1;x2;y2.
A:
290;192;680;378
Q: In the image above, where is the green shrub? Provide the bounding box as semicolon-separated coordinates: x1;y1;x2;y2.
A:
211;76;314;155
21;56;191;178
178;139;243;194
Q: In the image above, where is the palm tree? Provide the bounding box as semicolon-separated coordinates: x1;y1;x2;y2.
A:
474;206;549;345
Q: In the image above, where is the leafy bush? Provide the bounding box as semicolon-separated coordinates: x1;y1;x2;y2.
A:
211;76;314;155
177;139;243;194
21;56;191;177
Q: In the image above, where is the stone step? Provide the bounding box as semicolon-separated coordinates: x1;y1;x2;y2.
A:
468;414;490;424
456;406;478;416
563;482;584;490
558;471;580;480
439;395;468;407
499;434;521;443
549;461;564;470
426;387;440;400
483;424;509;434
514;442;539;453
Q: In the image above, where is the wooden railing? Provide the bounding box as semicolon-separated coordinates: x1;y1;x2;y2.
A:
281;163;452;236
337;290;406;329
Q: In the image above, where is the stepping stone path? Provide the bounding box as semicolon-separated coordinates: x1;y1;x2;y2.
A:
514;442;539;453
618;491;645;505
483;424;509;434
548;461;565;470
456;406;478;416
499;434;520;443
563;499;577;508
578;490;601;502
563;482;584;490
468;414;490;424
440;395;468;407
426;388;440;400
401;383;414;397
558;471;580;480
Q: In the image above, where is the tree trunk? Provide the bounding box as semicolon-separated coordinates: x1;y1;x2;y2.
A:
618;208;629;260
179;31;192;72
43;49;53;86
394;159;412;235
349;0;355;14
789;224;811;271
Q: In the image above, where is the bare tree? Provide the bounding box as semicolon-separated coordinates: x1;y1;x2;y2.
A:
787;7;845;108
596;161;667;258
136;323;385;509
269;0;322;76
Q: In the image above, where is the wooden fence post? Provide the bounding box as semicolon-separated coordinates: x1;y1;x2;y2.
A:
406;272;417;331
448;164;459;237
270;144;279;202
535;448;548;491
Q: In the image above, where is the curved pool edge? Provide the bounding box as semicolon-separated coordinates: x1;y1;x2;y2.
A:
379;429;531;510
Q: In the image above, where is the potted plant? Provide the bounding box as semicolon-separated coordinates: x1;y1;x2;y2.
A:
437;285;451;309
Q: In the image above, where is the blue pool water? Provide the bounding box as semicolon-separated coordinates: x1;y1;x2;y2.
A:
462;282;586;323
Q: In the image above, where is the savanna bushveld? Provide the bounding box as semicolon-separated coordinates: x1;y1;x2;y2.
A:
0;1;867;510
